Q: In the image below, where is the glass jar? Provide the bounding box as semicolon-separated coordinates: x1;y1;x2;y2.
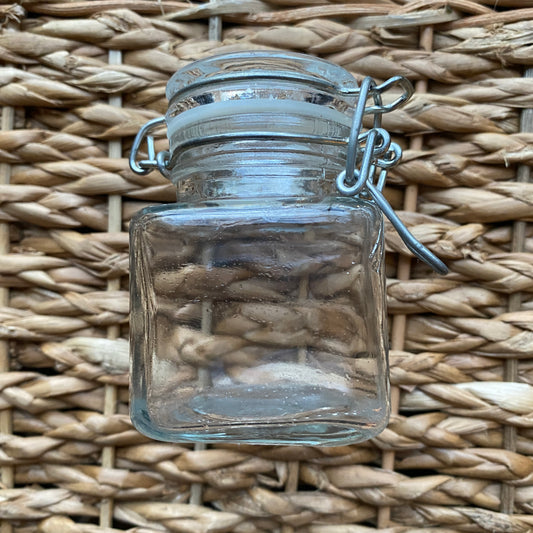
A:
129;51;413;445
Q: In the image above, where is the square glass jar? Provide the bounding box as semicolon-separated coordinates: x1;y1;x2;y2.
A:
129;51;390;445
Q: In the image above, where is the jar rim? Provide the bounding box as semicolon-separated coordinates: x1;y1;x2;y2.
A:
166;50;358;101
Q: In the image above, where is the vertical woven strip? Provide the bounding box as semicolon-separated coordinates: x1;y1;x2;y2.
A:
501;66;533;515
100;48;123;528
377;25;434;529
188;8;222;509
0;100;14;533
0;14;18;533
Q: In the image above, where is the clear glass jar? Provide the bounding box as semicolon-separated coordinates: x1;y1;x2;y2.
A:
129;51;390;445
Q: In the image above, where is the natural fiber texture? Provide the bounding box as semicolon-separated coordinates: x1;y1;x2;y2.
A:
1;0;532;531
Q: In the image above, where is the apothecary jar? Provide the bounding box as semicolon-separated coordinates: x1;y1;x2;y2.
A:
129;51;399;446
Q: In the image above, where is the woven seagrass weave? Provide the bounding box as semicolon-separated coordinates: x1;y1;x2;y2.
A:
0;1;532;532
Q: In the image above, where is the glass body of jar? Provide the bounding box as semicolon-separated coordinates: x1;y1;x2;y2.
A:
129;51;390;445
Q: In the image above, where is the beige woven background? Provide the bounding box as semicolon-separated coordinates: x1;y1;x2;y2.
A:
1;1;532;532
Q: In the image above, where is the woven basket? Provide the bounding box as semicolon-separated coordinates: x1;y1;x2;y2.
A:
1;1;533;532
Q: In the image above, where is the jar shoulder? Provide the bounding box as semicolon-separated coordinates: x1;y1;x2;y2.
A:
131;197;383;229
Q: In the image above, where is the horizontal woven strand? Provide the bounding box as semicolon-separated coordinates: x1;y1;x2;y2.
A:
3;338;533;412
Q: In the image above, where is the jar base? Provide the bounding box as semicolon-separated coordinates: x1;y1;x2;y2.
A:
131;395;388;446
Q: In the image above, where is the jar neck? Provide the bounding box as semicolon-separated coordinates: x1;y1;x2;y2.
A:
168;101;351;203
172;141;347;203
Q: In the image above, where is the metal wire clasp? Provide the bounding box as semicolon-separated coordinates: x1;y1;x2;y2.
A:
129;117;170;178
335;77;448;275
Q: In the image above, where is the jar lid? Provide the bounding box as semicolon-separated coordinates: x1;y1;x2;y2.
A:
166;50;358;102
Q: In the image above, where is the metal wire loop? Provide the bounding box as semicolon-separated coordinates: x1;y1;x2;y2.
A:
336;169;360;196
377;143;402;169
338;128;382;196
361;76;414;115
345;78;376;186
369;128;391;157
129;117;166;176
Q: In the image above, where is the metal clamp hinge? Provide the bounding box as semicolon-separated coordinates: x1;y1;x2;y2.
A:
335;76;447;275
